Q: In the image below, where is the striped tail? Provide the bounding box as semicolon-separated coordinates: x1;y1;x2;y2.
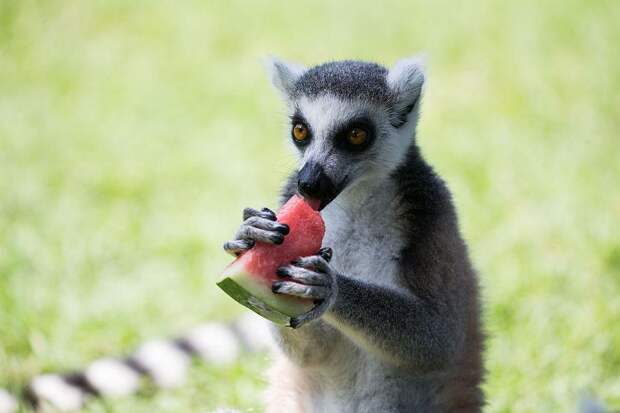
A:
0;313;271;413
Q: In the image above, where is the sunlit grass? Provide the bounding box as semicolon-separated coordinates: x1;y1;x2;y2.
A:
1;0;619;411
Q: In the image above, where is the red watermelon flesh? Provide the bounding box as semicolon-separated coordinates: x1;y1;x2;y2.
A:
217;195;324;325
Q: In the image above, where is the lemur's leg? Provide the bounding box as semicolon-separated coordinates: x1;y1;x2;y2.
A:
223;207;289;256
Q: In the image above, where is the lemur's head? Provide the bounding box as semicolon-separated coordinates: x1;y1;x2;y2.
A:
268;56;425;209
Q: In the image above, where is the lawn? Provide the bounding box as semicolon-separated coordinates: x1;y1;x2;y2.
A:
1;0;619;412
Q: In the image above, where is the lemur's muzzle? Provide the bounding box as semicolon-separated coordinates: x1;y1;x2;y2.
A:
297;162;338;210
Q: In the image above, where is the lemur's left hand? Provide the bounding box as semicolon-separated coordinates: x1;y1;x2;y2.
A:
273;247;339;328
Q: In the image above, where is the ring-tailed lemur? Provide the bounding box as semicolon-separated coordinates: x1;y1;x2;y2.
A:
223;56;485;412
0;314;271;412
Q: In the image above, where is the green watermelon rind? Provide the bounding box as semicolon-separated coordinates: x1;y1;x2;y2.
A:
217;271;312;326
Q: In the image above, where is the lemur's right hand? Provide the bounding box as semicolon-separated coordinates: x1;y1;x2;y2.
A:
222;207;289;256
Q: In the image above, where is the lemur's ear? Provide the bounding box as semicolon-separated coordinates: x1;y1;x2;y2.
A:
265;56;307;99
387;55;426;127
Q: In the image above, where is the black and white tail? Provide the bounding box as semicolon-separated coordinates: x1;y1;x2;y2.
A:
0;313;271;413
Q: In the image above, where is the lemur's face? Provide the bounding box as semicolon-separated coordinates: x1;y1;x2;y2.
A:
269;58;425;209
287;95;395;209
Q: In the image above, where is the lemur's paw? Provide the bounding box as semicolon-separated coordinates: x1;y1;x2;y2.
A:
274;247;338;328
223;207;289;256
222;239;255;256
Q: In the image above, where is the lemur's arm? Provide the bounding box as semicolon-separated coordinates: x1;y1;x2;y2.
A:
334;214;471;370
275;242;467;371
328;275;463;370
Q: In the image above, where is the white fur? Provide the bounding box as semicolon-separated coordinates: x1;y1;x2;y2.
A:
133;339;190;388
85;358;141;397
266;57;306;99
184;323;240;364
387;55;426;117
30;374;85;411
318;178;408;412
322;176;405;288
234;312;274;352
0;389;17;413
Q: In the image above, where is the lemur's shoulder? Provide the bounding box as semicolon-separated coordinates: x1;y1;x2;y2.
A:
392;147;485;410
391;144;455;222
390;145;475;306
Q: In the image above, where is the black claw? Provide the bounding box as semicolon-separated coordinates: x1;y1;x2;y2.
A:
276;267;287;277
261;208;277;220
289;318;300;329
276;224;290;235
272;235;284;245
290;259;300;266
272;281;282;293
319;247;333;262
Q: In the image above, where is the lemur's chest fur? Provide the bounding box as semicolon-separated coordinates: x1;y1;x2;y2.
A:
321;177;405;289
267;177;428;413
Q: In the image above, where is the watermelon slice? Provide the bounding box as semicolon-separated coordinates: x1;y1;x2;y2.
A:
217;195;325;326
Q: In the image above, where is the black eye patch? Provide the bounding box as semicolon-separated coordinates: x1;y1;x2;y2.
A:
332;116;376;152
289;110;313;147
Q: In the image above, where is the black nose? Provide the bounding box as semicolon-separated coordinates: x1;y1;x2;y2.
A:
297;162;335;200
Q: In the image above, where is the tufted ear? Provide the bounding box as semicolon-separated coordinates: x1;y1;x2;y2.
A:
264;56;307;100
387;55;426;127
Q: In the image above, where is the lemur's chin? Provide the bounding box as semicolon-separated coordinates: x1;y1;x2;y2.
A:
318;177;351;210
318;195;336;211
297;194;333;211
297;192;338;211
297;175;349;211
301;197;322;211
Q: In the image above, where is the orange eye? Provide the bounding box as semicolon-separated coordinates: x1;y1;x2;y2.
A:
292;123;309;142
347;128;367;145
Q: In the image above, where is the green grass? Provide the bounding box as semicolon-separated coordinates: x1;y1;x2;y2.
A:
1;0;619;411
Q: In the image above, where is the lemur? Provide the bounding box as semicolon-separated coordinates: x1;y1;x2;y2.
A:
0;56;484;413
222;55;484;412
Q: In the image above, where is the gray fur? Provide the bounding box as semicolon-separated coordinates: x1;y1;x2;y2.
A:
276;263;330;286
272;281;329;300
222;239;254;256
223;208;287;255
293;60;391;104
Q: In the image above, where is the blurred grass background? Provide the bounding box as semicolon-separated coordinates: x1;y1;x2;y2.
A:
0;0;619;411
